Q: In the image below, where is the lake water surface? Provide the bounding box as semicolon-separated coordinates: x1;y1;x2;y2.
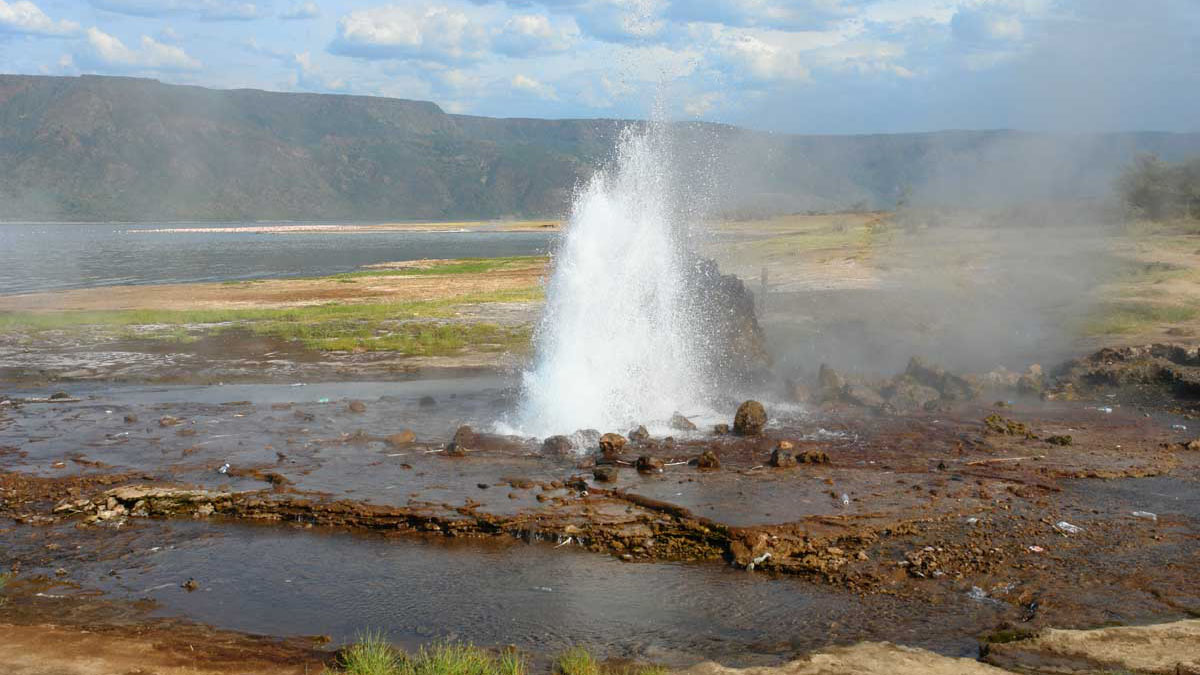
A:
0;222;556;295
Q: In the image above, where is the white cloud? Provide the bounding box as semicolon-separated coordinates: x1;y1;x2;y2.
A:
575;72;635;108
683;90;723;116
0;1;79;36
281;1;319;20
493;14;576;56
330;4;489;63
82;27;202;71
816;39;916;77
292;51;346;90
952;5;1025;42
89;0;261;21
573;0;669;43
511;73;559;100
711;30;811;82
667;0;857;31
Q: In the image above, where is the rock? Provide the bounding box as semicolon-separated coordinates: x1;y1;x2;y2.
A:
387;430;416;446
669;413;697;431
158;416;180;427
636;456;665;474
628;425;650;443
593;466;619;483
696;449;721;470
818;364;847;400
598;433;627;454
542;435;575;455
984;619;1200;675
1045;434;1073;446
983;414;1034;438
293;410;315;422
844;383;886;410
1187;440;1200;451
799;448;831;464
182;578;199;592
123;414;138;424
786;378;813;404
452;425;476;447
733;400;767;436
1017;364;1045;395
572;429;602;447
713;423;730;435
49;392;70;400
348;400;367;413
885;377;941;412
770;442;798;468
418;396;437;408
681;255;771;382
446;425;475;456
905;357;976;401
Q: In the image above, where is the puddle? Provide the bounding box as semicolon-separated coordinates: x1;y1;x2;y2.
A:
19;519;1005;665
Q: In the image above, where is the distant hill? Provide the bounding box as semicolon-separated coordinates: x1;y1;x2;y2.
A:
1;74;1198;222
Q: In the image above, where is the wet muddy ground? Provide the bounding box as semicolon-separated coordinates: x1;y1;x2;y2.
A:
2;371;1198;667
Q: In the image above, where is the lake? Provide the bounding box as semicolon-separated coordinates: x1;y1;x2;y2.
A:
0;222;556;295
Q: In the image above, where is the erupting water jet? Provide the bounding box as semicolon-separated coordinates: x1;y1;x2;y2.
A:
514;123;713;438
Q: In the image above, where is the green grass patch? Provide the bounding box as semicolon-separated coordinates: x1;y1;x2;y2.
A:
555;647;599;675
0;287;545;335
327;637;528;675
1081;302;1200;336
334;632;403;675
326;638;660;675
252;321;532;356
328;256;546;280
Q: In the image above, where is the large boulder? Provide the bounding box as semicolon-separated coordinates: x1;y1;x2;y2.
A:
885;376;941;412
905;357;976;401
681;256;771;382
733;400;767;436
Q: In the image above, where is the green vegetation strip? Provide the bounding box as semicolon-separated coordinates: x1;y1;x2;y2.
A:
328;635;662;675
327;256;547;280
0;287;544;355
1081;302;1200;336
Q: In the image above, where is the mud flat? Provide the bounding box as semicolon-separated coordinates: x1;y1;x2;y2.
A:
2;345;1200;670
2;214;1200;672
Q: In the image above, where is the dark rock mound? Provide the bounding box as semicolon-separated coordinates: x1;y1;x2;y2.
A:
636;456;665;474
733;400;767;436
770;442;797;468
1050;344;1200;404
669;413;697;431
542;435;575;456
681;256;771;382
696;449;720;470
628;425;650;443
905;357;976;401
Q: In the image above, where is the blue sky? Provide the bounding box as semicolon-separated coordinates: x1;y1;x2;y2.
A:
0;0;1196;133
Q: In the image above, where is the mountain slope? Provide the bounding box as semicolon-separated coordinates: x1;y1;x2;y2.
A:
0;75;1197;221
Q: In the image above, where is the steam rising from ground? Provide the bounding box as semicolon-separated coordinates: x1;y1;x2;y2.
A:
513;124;711;437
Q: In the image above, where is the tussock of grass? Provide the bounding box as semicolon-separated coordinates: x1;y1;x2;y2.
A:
328;639;660;675
1082;302;1200;336
555;647;600;675
328;638;528;675
335;632;403;675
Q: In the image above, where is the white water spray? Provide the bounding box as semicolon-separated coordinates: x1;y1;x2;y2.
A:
513;124;711;437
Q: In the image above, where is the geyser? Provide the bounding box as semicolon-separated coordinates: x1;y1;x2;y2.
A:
514;123;712;437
